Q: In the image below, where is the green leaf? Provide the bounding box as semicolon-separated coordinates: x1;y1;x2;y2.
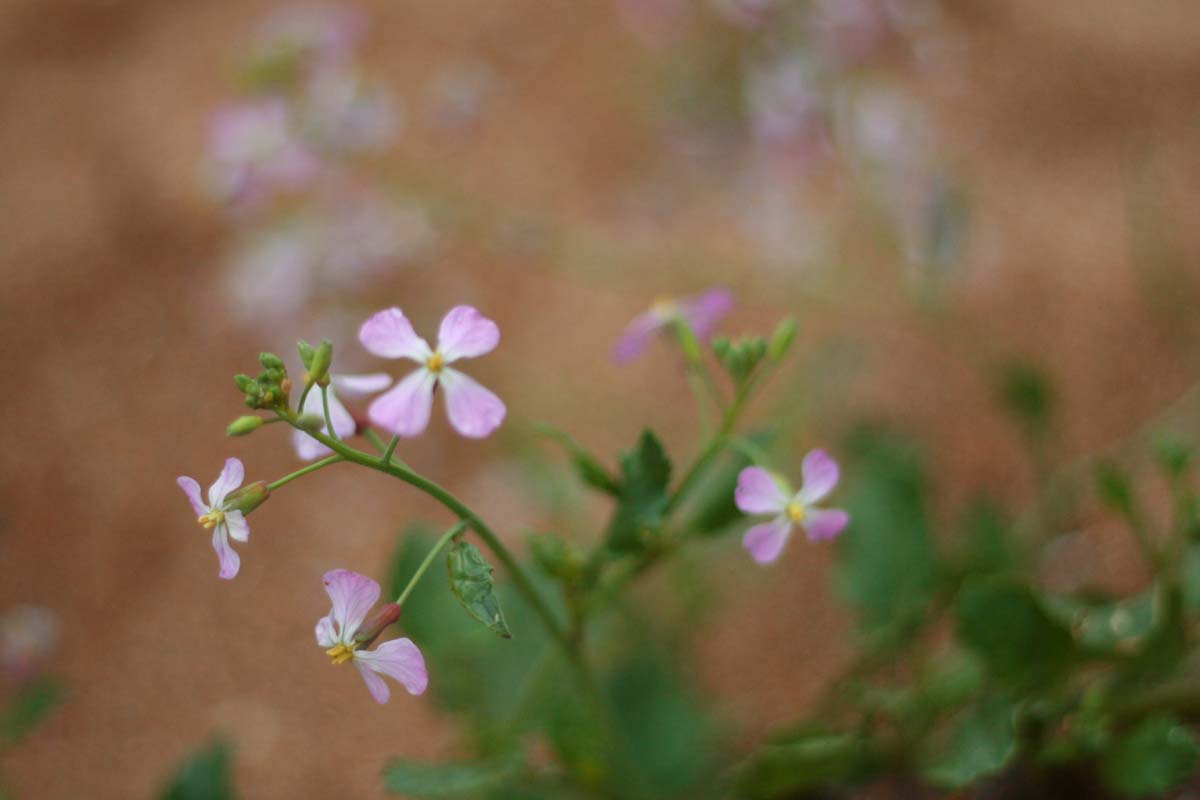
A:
447;540;511;639
955;578;1078;687
995;360;1055;436
537;425;620;496
160;739;236;800
731;733;878;799
1101;715;1200;797
1;677;64;745
1095;461;1137;517
923;694;1018;788
604;430;671;553
1044;589;1159;655
383;751;525;797
958;499;1017;576
836;429;941;635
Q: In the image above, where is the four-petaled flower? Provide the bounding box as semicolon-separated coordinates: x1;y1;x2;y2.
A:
177;458;252;580
292;372;393;460
735;450;849;564
613;288;733;364
315;569;428;704
358;306;507;439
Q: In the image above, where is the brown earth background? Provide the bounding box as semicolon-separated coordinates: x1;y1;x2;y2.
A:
3;0;1200;797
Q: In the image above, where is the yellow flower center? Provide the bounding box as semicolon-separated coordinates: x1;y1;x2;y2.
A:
786;501;806;524
426;351;445;374
326;642;357;665
651;298;678;318
197;510;226;530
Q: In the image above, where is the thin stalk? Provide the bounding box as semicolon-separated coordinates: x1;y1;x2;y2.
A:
267;455;343;491
397;521;467;606
363;428;409;469
320;385;338;442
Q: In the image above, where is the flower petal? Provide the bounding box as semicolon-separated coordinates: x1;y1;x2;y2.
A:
223;511;249;543
439;368;506;439
437;306;500;362
612;311;664;364
797;449;840;505
367;369;437;437
680;287;733;339
356;638;428;697
353;659;392;704
322;569;380;642
803;508;849;541
735;467;790;515
358;307;432;361
177;476;208;516
315;615;338;648
331;372;393;397
742;517;792;565
212;527;241;580
208;457;245;508
292;385;357;460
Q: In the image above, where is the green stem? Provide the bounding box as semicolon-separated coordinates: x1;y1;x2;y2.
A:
320;385;338;442
267;455;343;491
296;382;314;414
282;417;576;659
363;428;409;469
382;434;400;465
397;521;467;606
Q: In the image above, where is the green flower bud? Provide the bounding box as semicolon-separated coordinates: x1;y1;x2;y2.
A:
297;339;316;370
296;413;325;433
224;481;271;515
307;340;333;387
234;374;260;395
227;416;264;437
768;317;797;360
259;352;286;372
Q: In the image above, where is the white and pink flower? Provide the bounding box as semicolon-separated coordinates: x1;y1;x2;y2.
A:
359;306;507;439
613;288;733;364
735;450;849;564
292;372;393;460
177;458;253;580
315;569;428;704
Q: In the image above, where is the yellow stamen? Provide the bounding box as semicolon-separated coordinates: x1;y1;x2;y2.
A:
326;642;357;665
197;510;225;530
426;351;445;374
786;502;806;524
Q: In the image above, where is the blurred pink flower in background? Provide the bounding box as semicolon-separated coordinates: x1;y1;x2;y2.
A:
613;288;733;364
208;101;320;208
0;605;58;683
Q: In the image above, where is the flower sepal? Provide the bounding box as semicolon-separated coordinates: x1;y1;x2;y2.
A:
224;480;271;515
353;602;402;647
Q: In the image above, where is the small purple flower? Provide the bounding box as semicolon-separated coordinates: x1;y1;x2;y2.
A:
292;372;393;460
208;100;319;207
177;458;251;580
359;306;507;439
613;288;733;364
735;450;849;564
315;570;428;704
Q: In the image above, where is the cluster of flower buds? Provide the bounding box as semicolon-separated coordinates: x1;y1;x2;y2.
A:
234;352;292;411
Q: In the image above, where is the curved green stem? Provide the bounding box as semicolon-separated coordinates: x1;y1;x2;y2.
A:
320;385;338;442
397;520;467;606
267;455;343;491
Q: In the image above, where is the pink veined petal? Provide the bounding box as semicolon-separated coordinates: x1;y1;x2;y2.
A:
358;307;432;362
356;638;428;696
439;368;506;439
177;476;208;516
612;311;664;364
315;615;338;648
735;467;790;515
436;306;500;363
797;449;840;505
742;517;792;565
803;508;849;541
322;569;381;642
292;385;357;460
680;287;734;339
208;457;245;508
331;372;393;397
367;369;437;437
212;527;241;580
223;511;249;543
353;658;392;704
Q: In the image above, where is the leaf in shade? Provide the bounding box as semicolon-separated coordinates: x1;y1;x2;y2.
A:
604;430;672;553
0;676;64;745
383;750;525;797
447;539;511;638
160;739;236;800
730;732;879;799
923;694;1018;789
1101;715;1200;798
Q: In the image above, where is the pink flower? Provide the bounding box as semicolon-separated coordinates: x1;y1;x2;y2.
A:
735;450;849;564
0;605;58;682
359;306;507;439
292;372;393;460
613;288;733;364
209;100;320;207
315;570;428;704
177;458;251;580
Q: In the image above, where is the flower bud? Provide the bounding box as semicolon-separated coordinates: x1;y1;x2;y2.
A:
234;374;260;395
259;352;286;372
224;481;271;515
353;603;402;646
296;413;326;433
768;317;797;360
227;416;264;437
711;336;731;360
297;339;316;370
307;340;333;387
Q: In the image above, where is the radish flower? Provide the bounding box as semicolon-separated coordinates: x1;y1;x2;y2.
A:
735;450;849;564
177;458;257;580
359;306;507;439
292;372;393;460
315;569;428;704
613;288;733;364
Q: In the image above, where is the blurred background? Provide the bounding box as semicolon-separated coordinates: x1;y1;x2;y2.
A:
3;0;1200;796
